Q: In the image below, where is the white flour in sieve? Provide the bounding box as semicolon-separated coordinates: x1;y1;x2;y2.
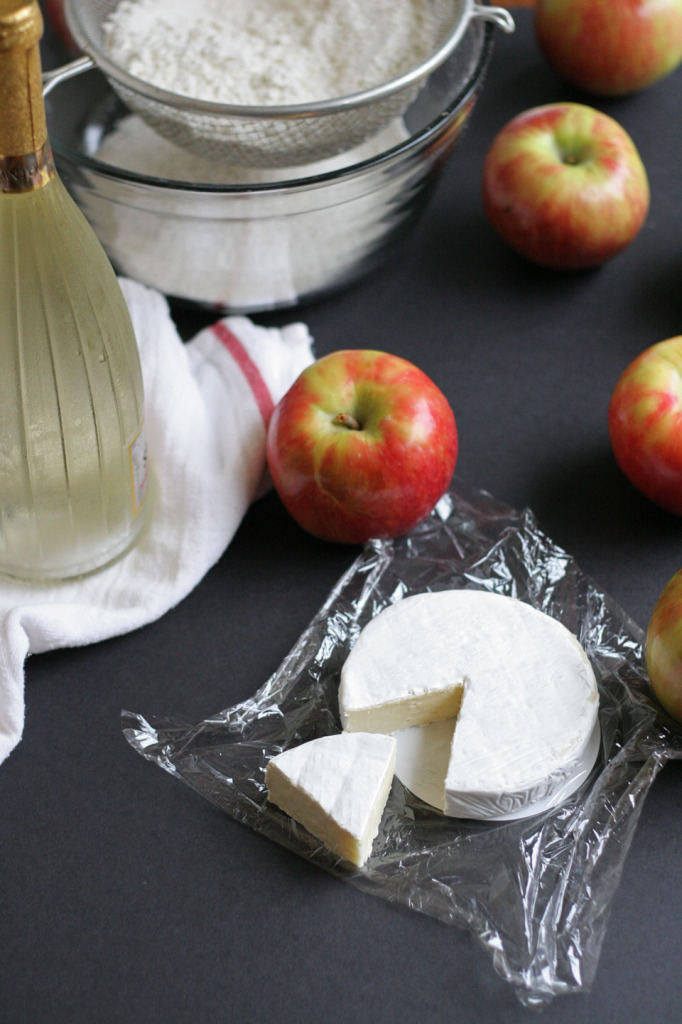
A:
102;0;436;105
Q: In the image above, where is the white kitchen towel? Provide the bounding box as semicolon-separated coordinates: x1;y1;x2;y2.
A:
0;277;314;767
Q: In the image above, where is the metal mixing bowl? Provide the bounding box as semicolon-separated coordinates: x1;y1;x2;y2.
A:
46;16;495;314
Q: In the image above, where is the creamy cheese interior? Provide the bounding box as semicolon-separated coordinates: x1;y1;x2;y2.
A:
265;732;397;866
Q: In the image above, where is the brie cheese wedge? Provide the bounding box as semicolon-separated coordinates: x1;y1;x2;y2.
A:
339;590;599;819
265;732;397;866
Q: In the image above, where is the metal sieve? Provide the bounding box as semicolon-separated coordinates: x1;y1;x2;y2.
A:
43;0;514;167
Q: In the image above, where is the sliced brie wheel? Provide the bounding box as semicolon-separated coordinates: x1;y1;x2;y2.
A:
265;732;397;866
339;590;599;820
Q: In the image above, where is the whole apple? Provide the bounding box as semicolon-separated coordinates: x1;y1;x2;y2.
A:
608;336;682;515
482;102;650;270
535;0;682;97
646;569;682;724
266;350;457;544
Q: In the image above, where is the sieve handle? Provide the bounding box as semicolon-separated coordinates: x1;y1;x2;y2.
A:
42;55;94;97
471;4;515;34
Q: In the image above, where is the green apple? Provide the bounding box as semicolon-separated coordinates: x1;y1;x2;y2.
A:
482;102;650;269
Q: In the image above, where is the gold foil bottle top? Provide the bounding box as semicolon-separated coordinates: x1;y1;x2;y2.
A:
0;0;51;185
0;0;43;51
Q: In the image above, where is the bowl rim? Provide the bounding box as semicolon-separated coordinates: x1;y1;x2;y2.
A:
48;22;493;194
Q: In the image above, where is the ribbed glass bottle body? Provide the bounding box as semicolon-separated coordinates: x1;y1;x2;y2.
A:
0;173;149;580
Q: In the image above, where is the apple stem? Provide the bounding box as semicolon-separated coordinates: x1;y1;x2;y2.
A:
334;413;361;430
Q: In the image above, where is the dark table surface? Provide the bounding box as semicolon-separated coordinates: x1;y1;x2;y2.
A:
3;8;682;1023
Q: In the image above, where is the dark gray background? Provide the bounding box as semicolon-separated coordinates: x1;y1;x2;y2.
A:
2;8;681;1022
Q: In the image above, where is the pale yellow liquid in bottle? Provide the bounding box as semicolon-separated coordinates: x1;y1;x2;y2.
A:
0;173;150;581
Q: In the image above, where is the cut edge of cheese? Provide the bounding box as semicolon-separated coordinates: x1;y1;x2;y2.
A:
393;715;601;821
441;617;599;819
265;732;397;867
441;702;599;819
340;684;464;734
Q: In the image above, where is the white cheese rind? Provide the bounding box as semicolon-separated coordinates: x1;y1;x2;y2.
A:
393;717;601;821
339;590;599;820
265;732;397;866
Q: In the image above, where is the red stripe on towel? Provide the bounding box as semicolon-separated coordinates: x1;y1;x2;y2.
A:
210;321;275;427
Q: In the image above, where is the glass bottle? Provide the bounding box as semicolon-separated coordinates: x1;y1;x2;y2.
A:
0;0;150;581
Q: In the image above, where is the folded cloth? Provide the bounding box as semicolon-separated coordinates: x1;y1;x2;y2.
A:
0;278;314;767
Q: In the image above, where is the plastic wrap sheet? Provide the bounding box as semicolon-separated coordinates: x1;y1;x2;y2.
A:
122;478;682;1008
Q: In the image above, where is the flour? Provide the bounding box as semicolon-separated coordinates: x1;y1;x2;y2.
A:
102;0;436;106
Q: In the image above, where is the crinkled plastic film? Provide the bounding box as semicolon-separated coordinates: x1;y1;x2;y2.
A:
122;479;682;1008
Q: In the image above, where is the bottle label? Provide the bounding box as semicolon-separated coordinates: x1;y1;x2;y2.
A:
129;421;149;513
0;144;56;194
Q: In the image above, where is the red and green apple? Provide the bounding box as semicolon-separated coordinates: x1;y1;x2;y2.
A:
646;569;682;725
482;102;650;270
535;0;682;97
608;336;682;515
266;349;458;544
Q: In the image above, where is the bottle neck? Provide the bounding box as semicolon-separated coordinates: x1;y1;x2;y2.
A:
0;0;55;193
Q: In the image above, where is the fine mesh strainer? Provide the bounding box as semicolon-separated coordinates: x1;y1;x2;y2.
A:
43;0;514;167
